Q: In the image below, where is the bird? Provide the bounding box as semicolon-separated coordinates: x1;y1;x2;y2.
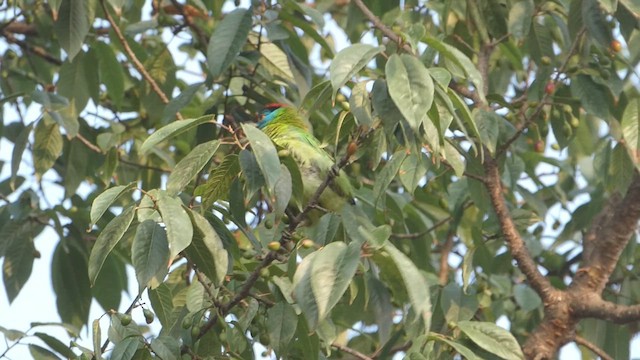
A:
256;103;354;214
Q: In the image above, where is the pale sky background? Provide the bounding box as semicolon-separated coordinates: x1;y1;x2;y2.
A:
1;1;639;359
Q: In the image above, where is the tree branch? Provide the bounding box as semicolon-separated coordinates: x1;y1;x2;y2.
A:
483;157;556;301
574;335;613;360
573;172;640;294
99;0;183;120
351;0;413;54
572;291;640;324
1;30;62;65
331;343;373;360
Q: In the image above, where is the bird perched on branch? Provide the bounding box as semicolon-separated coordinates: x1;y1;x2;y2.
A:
257;103;354;213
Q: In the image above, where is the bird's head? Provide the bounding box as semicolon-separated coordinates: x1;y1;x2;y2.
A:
257;103;288;129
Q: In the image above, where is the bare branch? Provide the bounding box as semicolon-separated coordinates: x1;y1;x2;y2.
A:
572;290;640;324
574;335;614;360
483;157;556;301
331;343;373;360
350;0;413;54
1;30;62;65
99;0;183;120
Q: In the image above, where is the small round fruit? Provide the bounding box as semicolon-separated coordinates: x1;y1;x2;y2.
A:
143;309;155;324
191;325;201;338
277;149;290;158
260;267;271;278
264;219;273;229
182;316;193;329
119;314;132;326
267;241;281;251
570;117;580;128
544;81;555;95
347;141;358;157
610;40;622;53
551;143;560;150
541;56;552;65
301;239;315;249
534;140;545;153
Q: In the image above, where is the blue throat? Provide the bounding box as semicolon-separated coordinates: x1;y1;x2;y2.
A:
257;108;282;129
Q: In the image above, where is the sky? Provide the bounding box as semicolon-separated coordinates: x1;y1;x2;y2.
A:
1;1;639;359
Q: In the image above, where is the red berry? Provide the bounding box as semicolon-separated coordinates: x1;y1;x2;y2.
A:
610;40;622;53
534;140;545;153
544;81;555;95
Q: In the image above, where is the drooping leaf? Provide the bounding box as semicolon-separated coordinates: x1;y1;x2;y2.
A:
132;220;170;290
267;303;298;356
195;154;240;210
508;0;534;41
474;108;501;155
185;209;228;286
88;205;136;285
242;124;281;193
166;140;220;195
54;0;94;60
329;44;384;103
386;54;435;133
207;8;253;79
90;183;136;227
156;191;193;260
140;115;214;154
33;119;63;178
457;321;525;360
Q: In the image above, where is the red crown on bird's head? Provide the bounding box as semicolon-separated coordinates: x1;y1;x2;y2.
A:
264;103;289;111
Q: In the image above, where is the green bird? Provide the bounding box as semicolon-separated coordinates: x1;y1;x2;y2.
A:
257;103;354;213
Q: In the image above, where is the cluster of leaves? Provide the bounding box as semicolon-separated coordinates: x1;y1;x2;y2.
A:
1;0;640;359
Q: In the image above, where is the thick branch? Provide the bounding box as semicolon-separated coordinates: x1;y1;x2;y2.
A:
99;0;183;120
573;293;640;323
573;172;640;293
483;157;555;301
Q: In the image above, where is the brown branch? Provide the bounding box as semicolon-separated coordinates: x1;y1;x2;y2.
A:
483;157;556;301
438;232;454;285
331;343;373;360
351;0;413;54
168;0;209;48
573;295;640;324
99;0;183;120
448;81;483;106
573;172;640;294
1;30;62;65
574;335;614;360
76;133;102;153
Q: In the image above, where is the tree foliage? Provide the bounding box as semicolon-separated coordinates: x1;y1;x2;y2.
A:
1;0;640;359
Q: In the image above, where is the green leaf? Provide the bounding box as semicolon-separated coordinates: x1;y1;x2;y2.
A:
443;141;465;177
430;335;483;360
57;52;91;112
207;8;253;79
257;41;295;83
54;0;94;60
185;209;229;286
167;140;220;195
88;205;136;285
195;153;240;210
110;337;140;360
94;42;125;107
571;74;610;120
386;54;434;132
273;165;292;220
161;82;203;123
132;220;170;290
33;332;76;359
301;80;332;116
474;108;501;155
92;319;102;360
90;183;136;227
52;241;91;329
11;123;33;188
383;243;431;329
513;284;541;311
28;344;60;360
528;21;554;64
583;0;613;47
2;223;35;302
150;336;180;360
311;242;361;323
33;119;63;178
329;44;384;103
508;0;534;40
349;81;374;127
242;124;281;193
399;152;428;193
156;191;193;260
267;303;298;356
373;150;407;207
457;321;524;360
140;115;214;154
440;283;479;323
622;98;640;167
424;36;485;100
292;251;320;328
149;284;174;327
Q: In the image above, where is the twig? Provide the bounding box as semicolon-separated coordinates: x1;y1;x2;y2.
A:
168;0;209;48
76;133;102;153
351;0;413;54
574;335;613;360
438;232;454;285
391;202;472;239
331;343;373;360
118;155;172;173
99;0;183;120
1;30;62;65
98;293;142;355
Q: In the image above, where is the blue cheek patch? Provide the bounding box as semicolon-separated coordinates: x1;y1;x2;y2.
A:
257;108;282;129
